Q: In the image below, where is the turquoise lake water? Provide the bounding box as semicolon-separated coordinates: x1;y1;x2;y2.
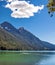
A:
0;51;55;65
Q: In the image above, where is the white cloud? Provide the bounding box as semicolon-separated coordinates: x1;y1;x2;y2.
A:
7;0;13;2
5;0;44;18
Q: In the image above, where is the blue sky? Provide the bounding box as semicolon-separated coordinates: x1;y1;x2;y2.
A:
0;0;55;44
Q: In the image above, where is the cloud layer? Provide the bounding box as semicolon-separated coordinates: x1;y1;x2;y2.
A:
5;0;44;18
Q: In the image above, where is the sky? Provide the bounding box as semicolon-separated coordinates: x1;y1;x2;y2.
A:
0;0;55;44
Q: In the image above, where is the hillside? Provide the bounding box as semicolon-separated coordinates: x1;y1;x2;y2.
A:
0;22;55;50
0;27;33;50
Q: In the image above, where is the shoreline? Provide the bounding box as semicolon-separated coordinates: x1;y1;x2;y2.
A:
0;50;55;53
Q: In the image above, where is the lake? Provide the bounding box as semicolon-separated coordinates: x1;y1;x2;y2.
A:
0;51;55;65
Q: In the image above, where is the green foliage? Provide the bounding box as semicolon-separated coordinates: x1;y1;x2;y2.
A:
47;0;55;17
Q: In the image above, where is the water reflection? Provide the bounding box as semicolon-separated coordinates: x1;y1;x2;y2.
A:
37;55;55;65
0;51;55;65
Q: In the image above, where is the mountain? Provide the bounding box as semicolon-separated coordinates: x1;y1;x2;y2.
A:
0;21;55;50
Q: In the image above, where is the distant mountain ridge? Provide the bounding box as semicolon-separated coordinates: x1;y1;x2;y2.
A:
0;21;55;50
